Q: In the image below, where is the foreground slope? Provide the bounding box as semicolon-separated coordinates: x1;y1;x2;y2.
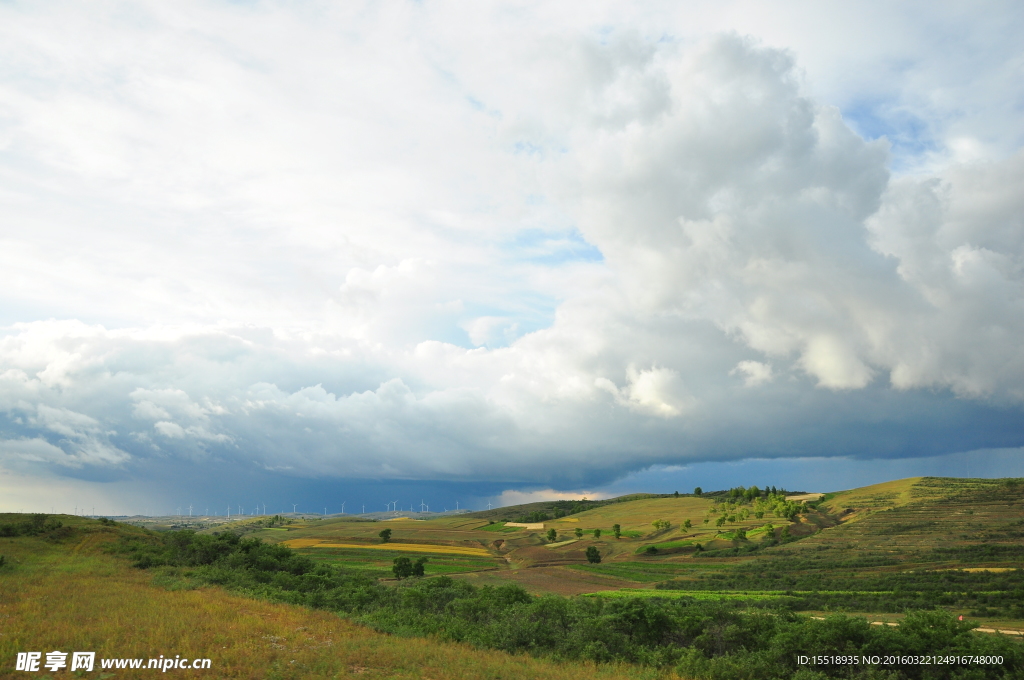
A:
0;515;673;680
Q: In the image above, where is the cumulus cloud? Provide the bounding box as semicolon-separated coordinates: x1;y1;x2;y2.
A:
0;3;1022;510
496;488;613;507
731;361;773;388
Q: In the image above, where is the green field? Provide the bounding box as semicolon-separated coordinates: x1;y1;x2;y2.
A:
298;545;500;575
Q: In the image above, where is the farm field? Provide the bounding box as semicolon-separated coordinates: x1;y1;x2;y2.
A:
243;478;1024;594
225;476;1024;631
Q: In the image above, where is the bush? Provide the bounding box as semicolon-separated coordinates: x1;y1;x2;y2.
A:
393;557;413;579
586;547;601;564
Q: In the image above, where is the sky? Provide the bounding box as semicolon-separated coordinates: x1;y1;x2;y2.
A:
2;1;1024;516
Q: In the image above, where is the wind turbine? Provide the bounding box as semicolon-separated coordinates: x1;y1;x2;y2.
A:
420;500;426;512
392;500;399;514
293;504;297;514
456;501;459;511
227;506;231;518
487;502;492;510
188;505;193;517
341;502;346;515
362;504;365;514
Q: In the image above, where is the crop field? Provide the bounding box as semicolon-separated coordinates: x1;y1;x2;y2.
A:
585;589;791;601
283;538;493;557
295;545;500;576
551;497;714;533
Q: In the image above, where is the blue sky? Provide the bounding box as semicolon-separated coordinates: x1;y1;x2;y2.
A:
1;1;1023;514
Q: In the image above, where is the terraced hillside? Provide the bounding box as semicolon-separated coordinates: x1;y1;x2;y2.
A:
212;477;1024;625
804;476;1024;566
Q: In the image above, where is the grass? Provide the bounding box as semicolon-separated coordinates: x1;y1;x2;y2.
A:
0;516;677;680
297;546;498;576
585;588;790;602
477;522;520;533
566;562;725;583
283;539;493;557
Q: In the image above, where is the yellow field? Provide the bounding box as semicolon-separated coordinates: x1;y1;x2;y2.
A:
0;518;678;680
819;477;923;514
283;539;491;557
557;497;715;532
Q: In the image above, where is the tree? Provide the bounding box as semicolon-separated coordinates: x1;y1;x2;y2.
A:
674;490;679;498
546;528;557;542
683;519;692;531
592;528;601;539
393;556;412;579
412;557;428;576
735;528;747;540
716;516;726;527
694;487;702;496
612;523;621;539
378;528;392;543
574;527;583;539
585;546;601;563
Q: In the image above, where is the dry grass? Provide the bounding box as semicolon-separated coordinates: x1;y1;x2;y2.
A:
555;498;714;533
0;520;678;680
283;539;491;557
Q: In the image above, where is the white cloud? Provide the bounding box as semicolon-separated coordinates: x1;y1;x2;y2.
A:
496;488;612;507
0;2;1022;502
730;360;773;387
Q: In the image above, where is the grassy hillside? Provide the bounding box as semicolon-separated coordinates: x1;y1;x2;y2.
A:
241;477;1024;628
0;514;671;680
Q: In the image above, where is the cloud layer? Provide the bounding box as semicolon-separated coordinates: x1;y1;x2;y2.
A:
1;2;1023;510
